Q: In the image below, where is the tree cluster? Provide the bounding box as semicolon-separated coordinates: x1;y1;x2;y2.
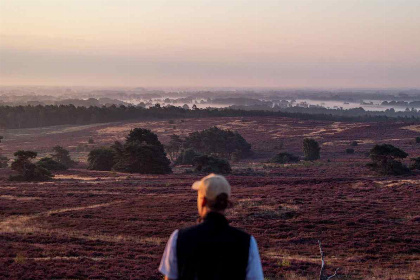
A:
1;104;419;129
88;128;172;174
10;151;53;181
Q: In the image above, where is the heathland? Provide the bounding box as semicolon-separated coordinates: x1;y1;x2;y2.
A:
0;116;419;279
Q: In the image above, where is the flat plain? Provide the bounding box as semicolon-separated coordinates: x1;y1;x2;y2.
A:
0;117;419;279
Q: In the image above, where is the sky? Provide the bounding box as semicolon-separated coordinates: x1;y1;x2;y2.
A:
1;0;420;88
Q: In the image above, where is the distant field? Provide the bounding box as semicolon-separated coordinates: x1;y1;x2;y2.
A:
0;116;419;279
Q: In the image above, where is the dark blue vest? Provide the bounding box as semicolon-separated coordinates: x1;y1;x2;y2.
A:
176;212;250;280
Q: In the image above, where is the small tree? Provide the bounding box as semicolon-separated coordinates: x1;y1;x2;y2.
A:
270;152;300;164
175;148;201;165
350;141;358;147
52;146;76;168
166;134;184;160
193;155;231;174
410;157;420;170
10;151;52;181
37;157;68;171
345;148;355;154
0;156;8;168
416;137;420;144
88;138;95;144
368;144;410;175
88;147;116;171
303;138;321;160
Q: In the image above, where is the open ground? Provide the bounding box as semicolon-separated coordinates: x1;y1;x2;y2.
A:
0;116;419;279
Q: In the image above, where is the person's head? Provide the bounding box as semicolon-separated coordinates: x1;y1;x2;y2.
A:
192;173;233;218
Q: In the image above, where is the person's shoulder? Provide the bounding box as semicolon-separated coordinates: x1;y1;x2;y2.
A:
227;224;251;239
178;223;203;236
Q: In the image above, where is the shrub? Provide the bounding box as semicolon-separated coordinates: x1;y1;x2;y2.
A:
10;150;53;181
183;127;252;160
165;134;184;160
410;157;420;170
346;148;355;154
368;144;410;175
88;138;95;144
0;156;8;168
350;141;358;146
36;157;68;171
416;137;420;144
270;152;300;164
303;138;321;160
231;150;242;163
52;146;76;168
88;148;116;171
193;155;232;174
175;148;201;165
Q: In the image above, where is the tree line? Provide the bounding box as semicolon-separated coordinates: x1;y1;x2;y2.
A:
0;104;419;129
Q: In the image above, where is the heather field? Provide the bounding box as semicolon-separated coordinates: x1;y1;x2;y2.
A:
0;117;419;279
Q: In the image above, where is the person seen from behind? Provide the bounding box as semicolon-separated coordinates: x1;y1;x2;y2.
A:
159;173;264;280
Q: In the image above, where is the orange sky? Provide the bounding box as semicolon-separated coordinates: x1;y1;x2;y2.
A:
1;0;419;88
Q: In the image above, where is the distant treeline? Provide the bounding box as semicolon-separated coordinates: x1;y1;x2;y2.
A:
0;104;419;129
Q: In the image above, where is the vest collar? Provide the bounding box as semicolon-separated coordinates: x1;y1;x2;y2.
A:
203;212;229;227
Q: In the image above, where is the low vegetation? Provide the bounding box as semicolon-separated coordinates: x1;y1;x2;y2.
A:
174;148;201;165
193;155;232;174
410;157;420;170
270;152;300;164
36;157;68;171
345;148;355;154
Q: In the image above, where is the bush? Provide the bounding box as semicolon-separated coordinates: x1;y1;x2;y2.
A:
350;141;358;146
175;148;201;165
88;148;116;171
10;151;53;181
36;157;68;171
0;156;8;168
88;138;95;144
231;150;242;163
183;127;252;160
416;137;420;144
303;138;321;160
270;152;300;164
193;155;232;174
52;146;76;168
112;128;172;174
368;144;410;175
346;148;355;154
410;157;420;170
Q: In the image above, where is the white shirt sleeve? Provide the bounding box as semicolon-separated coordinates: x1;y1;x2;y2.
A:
246;236;264;280
159;229;179;279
